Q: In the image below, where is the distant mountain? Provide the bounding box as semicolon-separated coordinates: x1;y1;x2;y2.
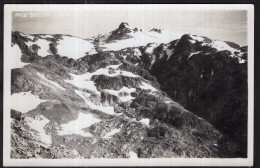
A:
10;22;247;158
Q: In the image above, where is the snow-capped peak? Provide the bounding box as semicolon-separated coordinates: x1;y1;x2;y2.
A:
99;26;183;51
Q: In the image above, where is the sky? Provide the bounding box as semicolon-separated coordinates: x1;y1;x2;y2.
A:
12;8;248;45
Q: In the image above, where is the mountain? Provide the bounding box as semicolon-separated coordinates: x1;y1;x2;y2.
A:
10;22;247;159
94;22;183;52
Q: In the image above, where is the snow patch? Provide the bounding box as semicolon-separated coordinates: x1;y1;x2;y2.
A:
190;35;204;42
239;59;246;64
131;117;150;126
40;35;53;39
26;39;52;56
65;73;99;94
145;43;158;54
129;151;138;159
133;48;142;58
57;36;96;59
165;49;174;60
138;118;150;126
121;54;127;60
189;34;239;54
202;40;239;53
66;65;139;93
11;92;47;113
175;39;180;46
103;128;121;138
37;72;65;91
39;80;56;90
10;44;29;69
107;64;121;69
189;39;196;44
58;112;101;137
120;71;140;78
75;90;120;116
188;51;200;58
27;115;52;145
211;40;238;53
237;56;246;63
139;82;157;92
19;32;35;41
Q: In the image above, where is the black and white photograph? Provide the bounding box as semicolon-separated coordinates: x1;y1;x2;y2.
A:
3;4;254;166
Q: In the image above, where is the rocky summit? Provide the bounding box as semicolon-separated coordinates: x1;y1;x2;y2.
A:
10;22;247;159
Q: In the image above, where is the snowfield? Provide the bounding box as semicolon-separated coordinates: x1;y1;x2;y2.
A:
58;112;101;137
26;39;52;57
210;40;239;53
66;73;99;94
65;65;139;94
189;34;240;53
11;92;47;113
27;115;52;145
37;72;65;91
10;44;29;69
56;36;97;59
101;29;183;51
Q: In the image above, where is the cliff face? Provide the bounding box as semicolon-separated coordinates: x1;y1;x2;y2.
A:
149;34;248;157
9;24;247;159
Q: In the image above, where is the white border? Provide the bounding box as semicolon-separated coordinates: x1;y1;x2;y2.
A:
3;4;254;167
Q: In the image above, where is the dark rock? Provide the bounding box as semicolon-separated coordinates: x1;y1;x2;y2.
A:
101;92;121;106
118;91;129;97
130;92;138;97
118;22;129;29
11;109;22;121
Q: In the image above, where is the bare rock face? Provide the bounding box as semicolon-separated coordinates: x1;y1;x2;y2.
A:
148;35;248;157
11;109;22;121
118;22;130;29
101;92;121;106
93;75;143;91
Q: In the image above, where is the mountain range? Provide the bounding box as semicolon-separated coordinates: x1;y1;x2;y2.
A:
10;22;247;158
